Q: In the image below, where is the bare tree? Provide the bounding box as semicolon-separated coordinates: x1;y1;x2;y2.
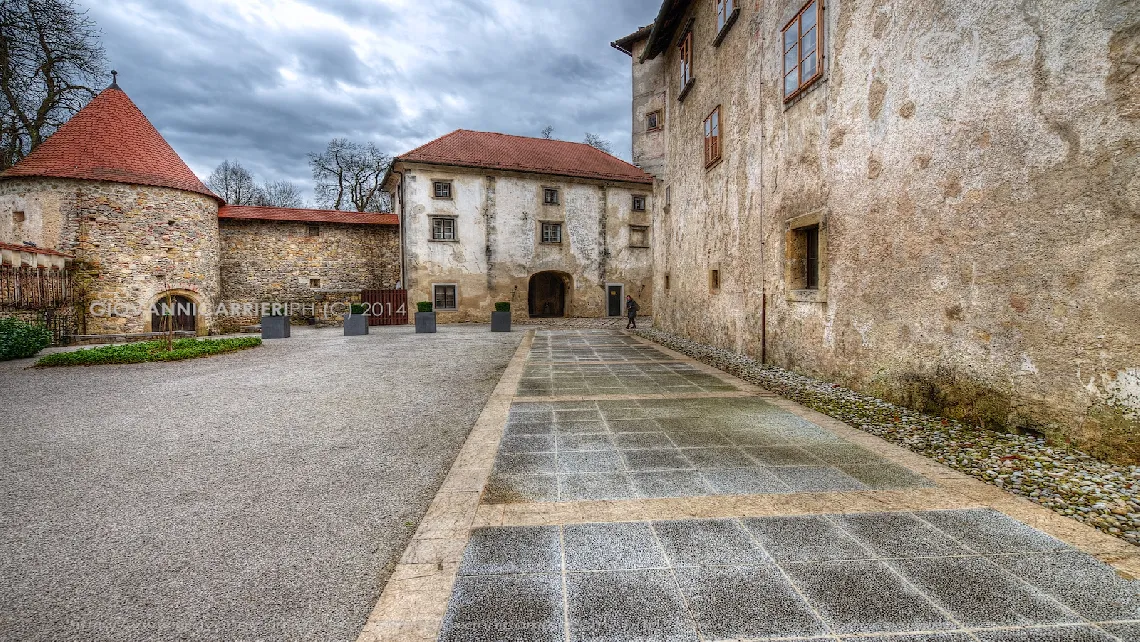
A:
541;125;553;140
308;138;391;212
256;180;304;208
0;0;107;170
206;160;262;205
583;132;612;155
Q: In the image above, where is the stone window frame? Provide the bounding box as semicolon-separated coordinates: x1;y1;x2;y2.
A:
785;209;828;303
713;0;740;47
782;0;824;104
432;180;453;200
629;225;650;248
632;194;647;211
540;221;563;244
646;110;662;132
306;224;320;237
433;283;458;311
430;216;458;242
542;187;560;206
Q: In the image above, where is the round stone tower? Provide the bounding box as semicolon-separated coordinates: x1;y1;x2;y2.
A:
0;73;223;335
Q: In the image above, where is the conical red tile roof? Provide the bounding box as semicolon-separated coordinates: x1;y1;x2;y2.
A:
1;85;220;201
396;130;653;184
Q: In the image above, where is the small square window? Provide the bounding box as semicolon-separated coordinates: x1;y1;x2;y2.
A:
629;225;649;248
13;211;26;223
432;217;456;241
306;224;320;237
541;222;562;244
710;269;721;291
433;284;457;310
309;278;320;288
632;195;646;211
646;111;661;131
433;181;452;199
543;188;559;205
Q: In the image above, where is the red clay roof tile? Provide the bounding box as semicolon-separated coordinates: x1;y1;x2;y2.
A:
395;130;654;184
218;205;398;225
0;86;219;201
0;241;73;258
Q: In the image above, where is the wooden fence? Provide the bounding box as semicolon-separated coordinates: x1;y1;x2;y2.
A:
361;289;408;326
0;265;80;344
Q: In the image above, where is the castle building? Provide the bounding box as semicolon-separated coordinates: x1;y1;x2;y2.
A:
383;130;655;321
613;0;1139;460
0;78;400;336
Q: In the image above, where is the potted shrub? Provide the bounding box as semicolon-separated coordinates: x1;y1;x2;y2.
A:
414;301;436;334
491;301;511;332
261;307;290;339
344;303;369;336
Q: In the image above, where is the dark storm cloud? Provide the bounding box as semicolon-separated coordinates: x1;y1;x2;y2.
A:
81;0;660;204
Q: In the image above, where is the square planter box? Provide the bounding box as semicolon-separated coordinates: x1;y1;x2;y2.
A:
261;315;290;339
415;311;437;333
344;314;369;336
491;310;512;332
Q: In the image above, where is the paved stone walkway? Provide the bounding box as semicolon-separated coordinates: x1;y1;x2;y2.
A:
358;330;1140;642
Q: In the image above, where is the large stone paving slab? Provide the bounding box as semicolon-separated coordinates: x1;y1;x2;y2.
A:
437;509;1140;641
485;398;931;503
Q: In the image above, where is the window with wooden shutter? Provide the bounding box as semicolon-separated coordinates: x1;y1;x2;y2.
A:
703;106;721;167
678;30;694;99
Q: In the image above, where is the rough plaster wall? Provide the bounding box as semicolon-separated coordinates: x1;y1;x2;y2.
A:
400;164;653;321
0;178;220;335
217;219;399;328
647;0;1140;460
631;38;669;178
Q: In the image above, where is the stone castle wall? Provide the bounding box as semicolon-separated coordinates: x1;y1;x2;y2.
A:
637;0;1140;460
0;177;221;334
217;219;400;329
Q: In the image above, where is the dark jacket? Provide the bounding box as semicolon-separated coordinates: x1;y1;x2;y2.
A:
626;299;639;316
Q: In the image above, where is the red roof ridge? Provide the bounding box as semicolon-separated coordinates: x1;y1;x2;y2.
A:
393;129;653;185
218;205;398;225
0;241;74;258
0;85;221;202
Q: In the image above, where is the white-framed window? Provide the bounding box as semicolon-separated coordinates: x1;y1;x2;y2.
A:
433;181;452;199
431;217;456;241
541;222;562;244
543;188;560;205
433;284;458;310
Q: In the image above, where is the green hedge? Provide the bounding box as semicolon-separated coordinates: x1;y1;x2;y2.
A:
350;303;368;315
416;301;433;313
494;302;510;312
0;317;52;361
36;337;262;367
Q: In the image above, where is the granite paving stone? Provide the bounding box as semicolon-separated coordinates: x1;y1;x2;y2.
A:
970;627;1118;641
558;472;636;501
770;465;869;492
989;552;1140;621
653;519;768;567
915;509;1072;554
630;471;714;498
565;569;699;642
742;515;872;562
782;559;956;634
680;447;756;469
458;526;563;575
835;512;974;558
562;522;668;571
701;466;790;495
621;448;693;472
494;452;558;475
484;473;560;503
439;573;565;642
674;564;828;640
557;450;625;474
556;432;616;452
612;431;674;450
888;555;1081;629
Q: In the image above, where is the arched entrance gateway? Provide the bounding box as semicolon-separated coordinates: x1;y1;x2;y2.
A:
528;271;571;318
150;293;197;333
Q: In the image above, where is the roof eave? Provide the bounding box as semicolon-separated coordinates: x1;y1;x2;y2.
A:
393;158;653;186
639;0;694;63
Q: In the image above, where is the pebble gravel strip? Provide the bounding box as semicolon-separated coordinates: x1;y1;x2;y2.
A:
632;328;1140;547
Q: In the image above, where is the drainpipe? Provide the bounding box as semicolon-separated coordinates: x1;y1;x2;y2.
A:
392;169;406;290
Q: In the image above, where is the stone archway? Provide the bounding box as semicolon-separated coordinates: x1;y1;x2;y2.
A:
528;271;571;318
150;292;198;333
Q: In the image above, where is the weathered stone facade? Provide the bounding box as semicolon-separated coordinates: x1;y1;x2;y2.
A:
390;163;654;323
217;219;400;329
622;0;1140;460
0;177;221;334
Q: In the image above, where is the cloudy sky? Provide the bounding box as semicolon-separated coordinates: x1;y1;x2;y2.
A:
83;0;659;204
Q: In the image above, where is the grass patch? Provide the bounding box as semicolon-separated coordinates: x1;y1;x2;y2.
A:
35;337;262;367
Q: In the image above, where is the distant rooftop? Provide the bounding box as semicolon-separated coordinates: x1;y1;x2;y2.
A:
391;129;654;185
218;205;398;225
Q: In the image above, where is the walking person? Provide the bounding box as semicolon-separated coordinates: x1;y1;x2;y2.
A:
625;294;640;329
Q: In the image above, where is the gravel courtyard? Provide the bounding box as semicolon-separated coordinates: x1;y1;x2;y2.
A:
0;325;521;641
